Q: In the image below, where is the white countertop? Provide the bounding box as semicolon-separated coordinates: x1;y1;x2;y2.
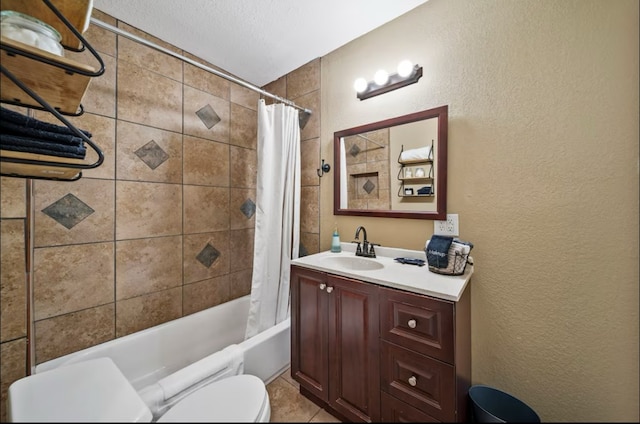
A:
291;242;473;302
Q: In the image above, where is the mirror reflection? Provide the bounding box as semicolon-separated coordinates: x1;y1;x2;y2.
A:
333;105;448;220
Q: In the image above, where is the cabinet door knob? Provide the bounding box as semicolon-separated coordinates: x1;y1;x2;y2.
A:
408;319;417;329
408;376;417;387
319;283;326;290
326;286;334;293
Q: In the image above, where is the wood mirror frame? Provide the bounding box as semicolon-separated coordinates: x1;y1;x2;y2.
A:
333;105;448;220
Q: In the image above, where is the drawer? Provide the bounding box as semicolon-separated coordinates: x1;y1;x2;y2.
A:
381;341;456;422
380;287;454;364
381;391;440;422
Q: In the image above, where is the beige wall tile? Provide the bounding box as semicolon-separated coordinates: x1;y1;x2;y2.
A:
183;135;229;186
229;269;252;300
231;85;259;110
0;178;26;218
116;120;183;183
286;58;320;99
366;161;390;191
294;89;320;141
300;232;320;256
116;236;182;300
32;111;116;180
0;220;26;342
84;9;116;57
34;304;115;365
364;128;390;163
183;232;230;284
117;23;183;81
300;186;319;234
300;138;320;187
116;287;182;337
34;179;114;247
33;242;114;320
262;77;286;101
229;146;257;189
183;185;229;234
229;229;254;272
117;60;183;132
183;275;230;316
229;188;256;230
184;62;230;100
183;85;229;143
0;338;27;423
83;53;117;118
230;103;257;149
116;181;182;240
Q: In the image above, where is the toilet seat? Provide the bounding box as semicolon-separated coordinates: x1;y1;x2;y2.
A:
157;374;270;422
7;358;270;423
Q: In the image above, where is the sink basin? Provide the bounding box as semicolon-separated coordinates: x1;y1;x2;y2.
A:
320;256;384;271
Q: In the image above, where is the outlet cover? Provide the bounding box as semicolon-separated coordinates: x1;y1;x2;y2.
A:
434;213;459;236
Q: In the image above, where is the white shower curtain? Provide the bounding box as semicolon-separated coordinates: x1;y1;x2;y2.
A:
245;99;301;339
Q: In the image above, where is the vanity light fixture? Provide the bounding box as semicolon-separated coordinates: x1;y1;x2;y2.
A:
354;60;423;100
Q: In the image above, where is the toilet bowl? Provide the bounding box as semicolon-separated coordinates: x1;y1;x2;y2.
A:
7;357;270;422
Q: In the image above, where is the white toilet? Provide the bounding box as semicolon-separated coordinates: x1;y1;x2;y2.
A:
7;357;270;422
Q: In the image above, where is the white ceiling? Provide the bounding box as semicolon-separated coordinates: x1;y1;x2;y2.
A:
92;0;429;87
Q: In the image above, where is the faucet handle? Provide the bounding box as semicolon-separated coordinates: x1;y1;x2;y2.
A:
368;243;380;257
352;240;362;255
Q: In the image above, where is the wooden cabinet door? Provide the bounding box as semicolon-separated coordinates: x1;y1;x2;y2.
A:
327;275;380;422
291;266;329;402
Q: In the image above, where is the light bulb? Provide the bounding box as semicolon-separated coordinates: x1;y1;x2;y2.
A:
374;69;389;85
397;60;414;77
353;78;368;93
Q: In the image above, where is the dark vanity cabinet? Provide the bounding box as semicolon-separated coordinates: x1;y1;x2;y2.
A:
291;265;471;423
291;266;380;422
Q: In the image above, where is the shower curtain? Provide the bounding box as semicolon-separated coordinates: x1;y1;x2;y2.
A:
245;100;301;339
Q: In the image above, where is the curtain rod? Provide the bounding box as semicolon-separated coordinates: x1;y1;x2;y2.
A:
90;18;312;117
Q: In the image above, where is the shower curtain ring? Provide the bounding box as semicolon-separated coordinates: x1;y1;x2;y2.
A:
317;159;331;177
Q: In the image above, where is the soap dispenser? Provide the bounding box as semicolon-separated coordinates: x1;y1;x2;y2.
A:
331;225;341;253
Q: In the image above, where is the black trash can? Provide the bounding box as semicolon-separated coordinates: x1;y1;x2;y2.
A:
469;385;540;423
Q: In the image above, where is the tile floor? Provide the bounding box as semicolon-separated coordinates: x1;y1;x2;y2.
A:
266;367;342;422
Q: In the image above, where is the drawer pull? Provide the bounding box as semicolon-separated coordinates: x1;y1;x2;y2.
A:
326;286;334;293
319;283;326;290
408;376;417;386
408;319;417;329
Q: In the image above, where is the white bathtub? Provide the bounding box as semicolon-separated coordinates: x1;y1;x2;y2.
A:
36;295;290;419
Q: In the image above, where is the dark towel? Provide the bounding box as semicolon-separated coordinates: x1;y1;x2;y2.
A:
417;186;432;195
426;235;453;268
0;107;92;138
1;134;86;159
1;120;85;147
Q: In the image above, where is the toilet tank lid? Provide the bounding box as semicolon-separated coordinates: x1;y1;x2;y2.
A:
7;357;152;422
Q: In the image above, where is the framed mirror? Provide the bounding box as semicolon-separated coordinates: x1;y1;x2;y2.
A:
333;105;448;220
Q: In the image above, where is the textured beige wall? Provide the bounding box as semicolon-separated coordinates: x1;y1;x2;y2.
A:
320;0;639;421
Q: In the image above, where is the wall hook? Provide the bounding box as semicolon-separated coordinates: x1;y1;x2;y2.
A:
317;159;331;177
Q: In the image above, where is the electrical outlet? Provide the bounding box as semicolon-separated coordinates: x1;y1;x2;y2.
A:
434;213;459;236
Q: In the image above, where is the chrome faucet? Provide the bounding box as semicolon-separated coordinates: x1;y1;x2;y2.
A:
353;226;378;258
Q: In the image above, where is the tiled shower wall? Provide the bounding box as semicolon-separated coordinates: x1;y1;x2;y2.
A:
342;129;391;210
0;8;321;421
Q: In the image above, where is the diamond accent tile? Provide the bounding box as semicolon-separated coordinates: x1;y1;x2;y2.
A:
195;104;221;129
349;144;361;157
240;198;256;219
41;193;95;230
134;140;169;170
363;179;375;194
196;243;220;268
